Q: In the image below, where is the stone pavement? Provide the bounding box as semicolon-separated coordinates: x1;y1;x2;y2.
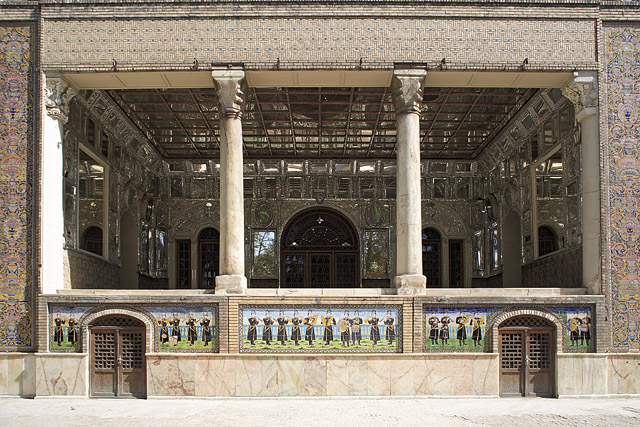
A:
2;396;640;427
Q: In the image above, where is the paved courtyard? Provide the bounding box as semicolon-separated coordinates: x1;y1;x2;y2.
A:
2;396;640;427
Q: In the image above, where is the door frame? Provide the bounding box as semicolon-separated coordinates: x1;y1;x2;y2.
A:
90;324;146;399
499;324;556;397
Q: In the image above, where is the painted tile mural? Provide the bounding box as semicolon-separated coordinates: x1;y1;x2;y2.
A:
49;306;93;352
551;307;593;352
0;25;34;348
239;305;402;353
605;25;640;350
48;304;218;352
145;306;218;352
424;307;500;351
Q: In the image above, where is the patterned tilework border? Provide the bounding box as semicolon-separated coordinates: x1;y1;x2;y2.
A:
605;25;640;351
41;17;595;69
0;25;34;349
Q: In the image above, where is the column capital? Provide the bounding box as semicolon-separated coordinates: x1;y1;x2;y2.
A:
212;69;247;119
561;71;598;121
391;69;427;115
45;77;76;124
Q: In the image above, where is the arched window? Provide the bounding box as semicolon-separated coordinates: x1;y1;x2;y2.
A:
198;228;219;289
281;208;359;288
81;226;103;256
422;228;441;288
538;226;557;256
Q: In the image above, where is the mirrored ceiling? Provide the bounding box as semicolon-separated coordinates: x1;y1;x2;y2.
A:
108;86;536;160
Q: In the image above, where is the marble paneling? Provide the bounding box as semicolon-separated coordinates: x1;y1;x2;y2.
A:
608;356;640;395
557;354;607;395
367;357;391;396
235;357;262;397
260;358;278;396
193;358;216;396
214;358;237;397
146;356;195;396
326;357;349;396
390;358;414;395
303;357;327;396
347;359;368;396
470;355;499;396
35;354;88;396
277;358;305;396
0;355;36;396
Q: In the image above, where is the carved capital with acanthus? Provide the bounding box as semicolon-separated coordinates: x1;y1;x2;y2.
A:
391;69;427;115
561;71;598;120
45;77;76;124
212;69;247;119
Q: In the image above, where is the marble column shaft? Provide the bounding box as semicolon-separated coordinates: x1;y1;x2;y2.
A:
212;70;248;293
563;71;601;295
391;69;427;295
41;75;75;294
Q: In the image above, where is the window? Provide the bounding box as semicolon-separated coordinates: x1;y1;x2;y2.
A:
81;226;103;256
538;226;557;256
422;228;441;288
198;228;220;289
176;240;191;289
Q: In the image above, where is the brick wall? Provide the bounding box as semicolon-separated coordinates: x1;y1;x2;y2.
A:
67;249;120;289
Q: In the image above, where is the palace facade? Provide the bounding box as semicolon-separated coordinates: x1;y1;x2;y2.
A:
0;0;639;398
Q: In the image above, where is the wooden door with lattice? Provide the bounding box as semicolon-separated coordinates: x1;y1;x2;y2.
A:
499;317;554;397
90;325;146;398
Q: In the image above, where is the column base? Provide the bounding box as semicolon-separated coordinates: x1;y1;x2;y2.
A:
215;274;247;294
394;274;427;295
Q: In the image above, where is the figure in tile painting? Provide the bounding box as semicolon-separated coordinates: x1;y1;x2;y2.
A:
351;310;363;346
54;314;65;346
428;314;440;345
304;310;317;345
186;313;198;346
340;310;351;347
263;310;274;345
277;310;288;345
291;310;302;345
247;310;259;345
158;314;169;344
322;309;336;345
471;313;483;347
580;315;591;346
368;310;380;345
456;313;469;346
67;316;78;345
384;310;395;345
200;312;212;346
440;311;452;345
170;313;181;346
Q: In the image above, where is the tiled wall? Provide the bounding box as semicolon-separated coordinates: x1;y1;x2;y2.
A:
604;24;640;351
0;24;34;350
41;16;596;70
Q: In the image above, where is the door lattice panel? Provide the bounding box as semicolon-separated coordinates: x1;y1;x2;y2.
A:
92;317;145;328
310;254;331;287
500;316;553;328
93;331;116;370
121;331;144;370
500;332;523;369
528;332;551;369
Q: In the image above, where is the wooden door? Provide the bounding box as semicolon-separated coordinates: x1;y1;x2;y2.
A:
90;326;146;398
500;323;554;397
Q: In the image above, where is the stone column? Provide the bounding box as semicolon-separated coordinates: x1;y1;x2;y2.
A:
562;71;601;295
212;69;248;294
41;75;76;294
391;69;427;295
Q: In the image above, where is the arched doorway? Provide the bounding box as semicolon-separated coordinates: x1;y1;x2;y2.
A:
499;315;555;397
89;315;146;398
538;225;558;256
198;228;219;289
281;208;359;288
422;228;441;288
81;226;103;256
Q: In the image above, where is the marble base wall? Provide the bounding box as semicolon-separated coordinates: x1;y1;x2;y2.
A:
145;354;500;397
557;354;640;396
34;354;88;397
0;354;36;397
